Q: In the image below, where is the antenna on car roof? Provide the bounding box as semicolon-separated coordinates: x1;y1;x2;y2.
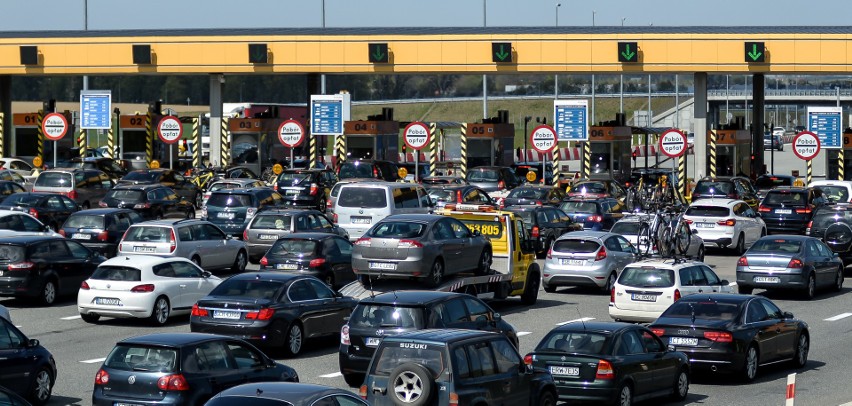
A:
576;307;586;330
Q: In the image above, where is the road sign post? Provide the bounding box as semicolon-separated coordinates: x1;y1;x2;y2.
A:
157;115;183;169
404;122;430;182
278;120;306;169
793;131;821;185
42;112;68;169
530;125;557;185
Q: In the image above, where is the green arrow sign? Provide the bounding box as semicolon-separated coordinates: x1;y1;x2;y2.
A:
492;42;512;63
745;42;765;63
618;42;638;63
368;43;389;63
248;43;268;64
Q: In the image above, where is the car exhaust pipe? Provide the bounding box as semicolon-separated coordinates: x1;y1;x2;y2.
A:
710;365;717;372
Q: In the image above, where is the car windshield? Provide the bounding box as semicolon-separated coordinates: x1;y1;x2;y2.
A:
467;169;500;182
106;189;143;202
1;194;40;206
694;181;734;195
64;214;105;229
748;239;802;253
552;239;600;253
0;244;25;263
571;183;606;194
104;344;177;373
610;221;640;236
812;211;852;230
208;182;243;192
368;222;426;239
536;331;609;354
267;239;319;257
123;172;159;182
338;163;374;179
661;300;741;321
338;187;387;209
818;186;850;203
373;345;444;378
250;215;292;230
559;201;597;214
619;267;675;288
123;226;172;243
276;172;314;185
685;206;730;217
207;193;252;207
763;192;807;207
349;304;425;329
34;172;72;187
209;279;285;300
507;188;547;199
91;266;142;281
508;210;535;226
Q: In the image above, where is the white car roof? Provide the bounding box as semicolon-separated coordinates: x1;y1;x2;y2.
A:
100;254;193;269
624;259;706;271
687;198;741;208
809;180;852;187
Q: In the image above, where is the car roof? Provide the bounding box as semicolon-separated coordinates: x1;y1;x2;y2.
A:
100;255;191;268
339;182;413;189
688;198;739;207
275;232;339;241
0;235;63;244
387;328;499;344
70;208;135;216
557;230;612;240
815;203;852;212
381;214;444;222
674;293;754;304
767;187;809;193
129;219;202;227
563;197;612;202
624;258;707;270
112;183;164;191
551;321;636;334
216;383;348;402
360;290;467;305
757;234;813;242
119;332;233;347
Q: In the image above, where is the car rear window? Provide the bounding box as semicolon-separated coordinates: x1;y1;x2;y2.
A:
427;188;456;202
91;266;142;281
207;193;253;207
572;182;607;194
34;172;72;187
559;201;597;214
755;176;792;189
536;331;609;354
763;191;807;206
209;279;284;300
817;186;850;203
552;239;600;253
610;221;640;236
250;215;293;230
338;163;374;179
123;172;160;182
467;169;500;182
123;226;172;242
208;182;243;192
349;304;425;329
64;214;105;229
104;344;177;373
267;238;319;257
685;206;730;217
618;267;675;288
368;222;426;239
0;244;25;263
507;188;547;199
661;300;741;321
694;181;734;195
276;172;314;185
1;194;40;206
373;344;444;378
106;189;143;202
748;239;802;253
338;187;388;209
508;210;535;226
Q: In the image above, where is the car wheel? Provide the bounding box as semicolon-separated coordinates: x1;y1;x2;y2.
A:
231;250;248;272
738;285;753;295
319;197;327;213
283;322;304;357
194;193;203;208
343;373;364;388
671;368;689;401
520;269;540;305
39;279;57;306
834;266;844;292
80;313;100;323
602;272;616;293
793;333;809;368
28;367;53;405
388;363;434;406
803;273;816;300
424;260;444;288
695;246;705;262
734;233;746;255
474;249;491;276
742;345;759;382
538;390;556;406
616;382;633;406
149;296;170;326
544;283;557;293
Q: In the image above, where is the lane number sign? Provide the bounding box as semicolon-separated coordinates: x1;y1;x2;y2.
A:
403;122;430;151
278;120;306;148
157;115;183;144
530;125;557;153
793;131;820;161
658;129;687;158
42;113;68;141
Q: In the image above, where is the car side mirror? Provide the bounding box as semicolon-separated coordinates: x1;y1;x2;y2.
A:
201;271;212;278
471;229;482;237
43;225;51;232
493;312;502;321
719;279;729;286
28;338;39;348
666;344;676;352
783;311;794;319
692;228;699;234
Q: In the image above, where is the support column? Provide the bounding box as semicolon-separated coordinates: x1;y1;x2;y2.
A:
306;74;321;167
0;76;9;157
209;74;224;166
693;73;708;179
752;74;765;178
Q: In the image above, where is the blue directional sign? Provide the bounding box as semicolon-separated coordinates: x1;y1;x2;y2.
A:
807;106;842;149
553;100;589;141
310;94;351;136
79;90;112;130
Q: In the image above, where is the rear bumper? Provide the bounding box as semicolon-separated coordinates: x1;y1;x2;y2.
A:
667;346;744;373
607;304;662;323
736;270;806;289
762;218;808;234
248;243;274;260
553;383;617;403
190;319;278;345
92;388;188;406
542;262;609;288
339;345;375;376
351;256;430;279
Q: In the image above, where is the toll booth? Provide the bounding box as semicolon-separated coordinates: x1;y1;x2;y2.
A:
119;115;150;168
827;129;852;181
12;112;74;165
229;117;287;175
465;122;514;168
342;120;399;161
588;125;632;182
709;129;751;177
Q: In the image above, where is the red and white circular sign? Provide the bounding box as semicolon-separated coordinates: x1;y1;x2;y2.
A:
157;115;183;144
42;113;68;141
403;122;430;151
658;129;687;158
530;125;557;153
278;120;306;148
792;131;820;161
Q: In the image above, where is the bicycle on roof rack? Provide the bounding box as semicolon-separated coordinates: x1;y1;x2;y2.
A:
635;204;691;259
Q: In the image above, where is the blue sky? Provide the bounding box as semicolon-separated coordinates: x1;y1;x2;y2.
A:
5;0;852;31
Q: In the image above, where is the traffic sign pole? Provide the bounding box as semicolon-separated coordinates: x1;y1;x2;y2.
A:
530;125;558;185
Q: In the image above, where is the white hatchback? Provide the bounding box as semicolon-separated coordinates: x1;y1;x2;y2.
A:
609;259;735;322
683;198;766;254
809;180;852;203
77;255;222;326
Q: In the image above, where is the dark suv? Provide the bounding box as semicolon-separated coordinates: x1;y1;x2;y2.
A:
203;188;285;237
337;160;400;182
692;176;759;209
361;329;557;406
118;169;202;208
808;203;852;262
100;184;195;220
466;166;522;192
759;187;823;234
338;290;518;387
274;169;338;211
559;197;622;231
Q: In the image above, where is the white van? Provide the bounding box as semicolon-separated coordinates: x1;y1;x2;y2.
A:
333;182;432;240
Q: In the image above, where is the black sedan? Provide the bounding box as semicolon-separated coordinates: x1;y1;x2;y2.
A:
0;316;57;405
426;184;494;209
59;208;144;257
118;169;202;207
501;185;566;208
190;273;357;357
259;233;356;289
100;184;196;220
0;192;80;231
526;321;689;404
274;169;337;211
506;206;581;258
206;382;369;406
649;294;809;382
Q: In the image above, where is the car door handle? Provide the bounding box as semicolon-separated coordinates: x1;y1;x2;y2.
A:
179;284;187;288
697;289;703;293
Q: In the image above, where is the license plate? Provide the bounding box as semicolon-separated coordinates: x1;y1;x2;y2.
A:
95;298;121;306
115;403;145;406
212;310;241;319
276;263;299;270
696;223;714;229
670;337;698;346
631;294;657;302
754;276;780;283
259;234;278;240
776;209;792;214
369;262;397;270
72;233;92;240
133;246;156;253
561;259;584;266
286;190;300;195
217;212;235;219
365;337;381;347
352;216;372;225
549;366;579;376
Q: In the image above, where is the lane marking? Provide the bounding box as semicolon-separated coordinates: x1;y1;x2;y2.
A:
517;331;532;337
320;372;343;378
80;357;106;364
61;315;81;320
556;317;595;326
824;313;852;321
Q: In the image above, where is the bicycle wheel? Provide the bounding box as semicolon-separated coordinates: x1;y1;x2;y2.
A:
625;189;637;212
658;227;673;258
675;222;692;255
637;222;653;255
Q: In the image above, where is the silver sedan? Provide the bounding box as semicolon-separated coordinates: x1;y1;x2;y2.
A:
352;214;492;288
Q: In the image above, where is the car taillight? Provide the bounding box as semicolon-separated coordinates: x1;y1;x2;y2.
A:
245;308;275;320
651;328;665;337
243;230;248;240
260;256;268;266
157;374;190;391
737;256;748;266
787;258;804;269
273;183;278;191
546;247;553;259
806;221;813;235
449;392;459;406
333;213;338;223
589;215;603;222
795;208;812;214
28;208;38;218
535;200;543;206
81;281;90;290
68;190;78;200
309;258;326;268
359;385;368;400
169;229;176;253
595;246;607;261
523;354;533;366
498;180;506;189
8;262;34;270
326;199;333;210
133;202;151;209
531;226;540;238
58;229;66;237
684;219;693;224
398;239;423;248
595;359;615;379
130;284;155;293
98;201;109;207
191;304;208;317
703;331;733;342
674;289;681;301
498;199;505;209
610;287;615;303
98;231;109;241
309;183;319;196
456;190;463;203
373;166;379;178
94;369;109;385
758;205;771;212
341;325;351;345
247;207;258;219
355;237;372;246
716;219;736;226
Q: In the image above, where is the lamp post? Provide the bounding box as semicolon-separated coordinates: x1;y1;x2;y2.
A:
523;116;532;160
554;3;561;99
621;17;627;26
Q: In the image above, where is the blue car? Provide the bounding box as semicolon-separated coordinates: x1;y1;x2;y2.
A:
559;197;622;231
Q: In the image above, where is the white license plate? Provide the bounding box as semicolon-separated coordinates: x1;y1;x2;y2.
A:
352;217;372;225
276;263;299;270
259;234;278;240
212;310;241;319
217;212;235;219
72;233;92;240
549;366;579;376
561;259;584;266
631;294;657;302
95;298;121;306
133;246;156;253
776;209;792;214
754;276;780;283
286;190;300;195
369;262;397;270
670;337;699;346
696;223;714;229
365;337;381;347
